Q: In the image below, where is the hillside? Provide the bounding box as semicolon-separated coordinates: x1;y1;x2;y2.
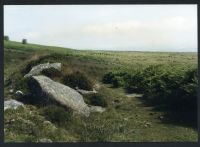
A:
4;40;198;142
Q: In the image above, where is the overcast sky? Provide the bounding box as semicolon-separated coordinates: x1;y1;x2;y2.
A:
4;5;197;52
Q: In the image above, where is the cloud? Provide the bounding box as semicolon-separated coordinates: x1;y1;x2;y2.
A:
79;16;197;50
83;16;196;35
4;5;197;51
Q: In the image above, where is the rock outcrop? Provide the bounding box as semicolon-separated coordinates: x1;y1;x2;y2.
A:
4;99;24;111
31;75;90;117
24;63;61;78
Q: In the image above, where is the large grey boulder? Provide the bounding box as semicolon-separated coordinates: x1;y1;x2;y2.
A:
31;75;90;117
24;63;61;78
4;99;24;111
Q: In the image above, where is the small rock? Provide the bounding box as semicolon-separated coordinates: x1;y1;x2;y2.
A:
159;115;164;120
9;89;14;94
4;99;24;110
149;112;154;115
37;138;52;143
15;90;24;97
10;119;15;123
144;122;151;128
126;93;143;98
123;118;129;121
89;106;106;113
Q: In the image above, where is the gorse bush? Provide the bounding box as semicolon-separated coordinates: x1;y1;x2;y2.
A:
102;72;115;84
136;66;198;112
112;77;120;87
103;65;198;117
103;71;127;87
123;72;144;93
62;71;93;90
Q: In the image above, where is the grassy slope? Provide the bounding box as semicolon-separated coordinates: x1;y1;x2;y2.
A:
4;40;198;142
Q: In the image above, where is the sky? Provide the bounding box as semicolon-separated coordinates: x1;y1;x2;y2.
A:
4;5;197;52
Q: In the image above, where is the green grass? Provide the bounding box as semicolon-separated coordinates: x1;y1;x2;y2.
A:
4;40;198;142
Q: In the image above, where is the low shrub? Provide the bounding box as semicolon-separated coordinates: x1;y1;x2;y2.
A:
103;65;197;124
21;58;44;75
62;71;93;90
123;72;144;93
84;94;108;107
41;67;62;79
123;65;197;109
102;72;115;84
102;71;126;87
111;77;119;87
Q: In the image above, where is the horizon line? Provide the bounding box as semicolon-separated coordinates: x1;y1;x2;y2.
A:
4;39;198;53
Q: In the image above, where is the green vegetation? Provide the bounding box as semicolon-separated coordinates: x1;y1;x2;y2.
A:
62;71;93;90
4;36;9;41
42;105;72;126
4;105;78;142
4;40;198;142
103;65;198;127
22;39;27;44
84;94;108;107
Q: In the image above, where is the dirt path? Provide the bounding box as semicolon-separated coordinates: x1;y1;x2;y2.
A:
100;84;198;141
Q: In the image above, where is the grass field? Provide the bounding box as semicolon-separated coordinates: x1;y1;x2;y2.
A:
4;40;198;142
